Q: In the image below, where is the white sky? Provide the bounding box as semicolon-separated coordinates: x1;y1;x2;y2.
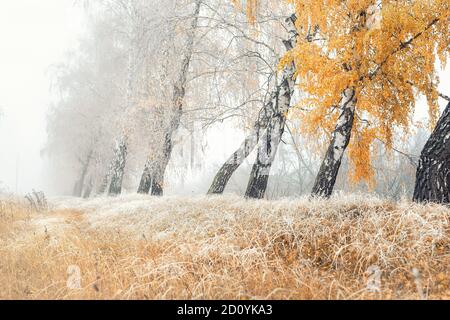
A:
0;0;84;194
0;1;448;195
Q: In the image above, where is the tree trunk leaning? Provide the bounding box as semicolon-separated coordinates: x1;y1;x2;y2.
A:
108;136;128;196
208;14;298;197
245;114;287;199
413;102;450;204
207;129;261;194
138;161;153;194
244;16;297;199
137;0;201;196
311;88;356;198
73;149;93;197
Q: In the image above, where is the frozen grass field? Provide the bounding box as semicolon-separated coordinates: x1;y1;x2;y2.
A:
0;194;448;300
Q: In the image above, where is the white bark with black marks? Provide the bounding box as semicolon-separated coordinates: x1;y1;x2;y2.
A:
138;160;153;194
245;113;287;199
312;88;356;198
245;16;298;199
413;102;450;204
105;0;140;196
108;136;128;196
82;177;94;199
208;15;298;197
73;149;94;198
207;129;260;194
139;0;201;196
207;96;278;195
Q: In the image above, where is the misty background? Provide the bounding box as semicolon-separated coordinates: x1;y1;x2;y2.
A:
0;1;448;197
0;0;85;194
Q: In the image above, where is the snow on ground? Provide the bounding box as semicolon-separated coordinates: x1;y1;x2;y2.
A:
2;193;449;299
48;193;447;244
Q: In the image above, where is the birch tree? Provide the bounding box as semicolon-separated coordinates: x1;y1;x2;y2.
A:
278;0;449;197
208;1;297;196
137;0;201;196
46;11;127;196
413;100;450;204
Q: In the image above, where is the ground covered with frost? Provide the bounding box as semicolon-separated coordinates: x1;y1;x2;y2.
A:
0;194;448;299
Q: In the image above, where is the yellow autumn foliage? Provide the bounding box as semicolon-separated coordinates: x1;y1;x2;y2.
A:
240;0;449;185
348;127;376;188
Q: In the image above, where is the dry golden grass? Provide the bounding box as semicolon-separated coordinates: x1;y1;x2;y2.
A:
0;194;448;300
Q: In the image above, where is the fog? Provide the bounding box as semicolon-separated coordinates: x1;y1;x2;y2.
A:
1;1;449;301
0;1;448;198
0;0;84;194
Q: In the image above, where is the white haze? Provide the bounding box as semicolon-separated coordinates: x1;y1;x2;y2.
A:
0;1;448;196
0;0;85;194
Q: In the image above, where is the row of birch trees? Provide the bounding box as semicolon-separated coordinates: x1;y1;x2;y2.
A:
46;0;449;203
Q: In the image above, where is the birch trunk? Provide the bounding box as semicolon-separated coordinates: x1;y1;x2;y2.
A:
108;136;128;196
207;127;261;194
245;63;295;198
73;149;93;197
97;172;109;195
245;114;287;199
82;177;93;199
150;130;173;196
413;102;450;204
137;161;153;194
105;0;136;196
208;15;298;196
138;0;201;196
311;88;356;198
208;93;278;195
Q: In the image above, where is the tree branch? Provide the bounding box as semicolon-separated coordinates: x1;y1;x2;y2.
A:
368;18;440;81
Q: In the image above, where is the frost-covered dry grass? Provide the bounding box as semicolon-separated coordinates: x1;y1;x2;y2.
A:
0;194;449;300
